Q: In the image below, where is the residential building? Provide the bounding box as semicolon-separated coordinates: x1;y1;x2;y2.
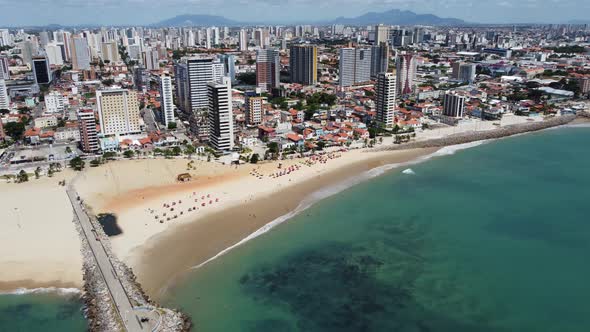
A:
71;36;91;70
78;108;99;153
45;91;66;113
396;53;417;95
374;24;389;45
256;48;280;91
339;47;371;87
219;54;236;83
375;72;396;128
452;62;476;83
0;79;9;109
143;48;159;71
96;89;141;136
245;94;264;126
34;115;58;128
33;56;51;84
159;73;175;128
176;56;224;112
100;41;119;63
45;43;64;65
370;43;389;78
442;92;466;118
239;29;248;51
0;55;9;79
289;45;317;85
208;76;234;151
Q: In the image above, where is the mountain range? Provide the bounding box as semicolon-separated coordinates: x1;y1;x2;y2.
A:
152;9;467;27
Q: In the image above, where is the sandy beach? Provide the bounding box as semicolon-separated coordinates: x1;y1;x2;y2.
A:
68;148;436;298
0;171;83;292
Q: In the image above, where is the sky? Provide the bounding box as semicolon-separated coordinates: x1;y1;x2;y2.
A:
0;0;588;26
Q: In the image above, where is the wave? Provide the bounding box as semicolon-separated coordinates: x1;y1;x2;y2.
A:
191;141;487;270
0;287;81;296
402;168;415;175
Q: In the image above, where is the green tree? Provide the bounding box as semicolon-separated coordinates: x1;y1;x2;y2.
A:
4;122;25;140
65;146;72;154
103;151;117;160
167;122;177;130
123;150;135;158
237;72;256;85
172;146;182;156
250;153;260;164
69;157;85;171
34;167;41;179
184;144;196;157
17;170;29;183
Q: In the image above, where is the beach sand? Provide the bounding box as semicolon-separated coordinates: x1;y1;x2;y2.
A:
0;171;83;292
72;148;436;299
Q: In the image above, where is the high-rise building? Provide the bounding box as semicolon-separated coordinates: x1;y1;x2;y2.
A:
239;29;248;51
71;36;91;70
96;89;141;136
256;48;280;91
45;43;64;66
32;56;51;84
78;108;99;153
370;43;389;78
442;92;466;118
453;62;476;83
375;72;396;128
289;45;317;85
374;25;390;45
159;73;175;128
0;79;10;110
100;41;119;63
245;94;264;126
339;47;371;87
219;54;236;83
0;55;9;80
175;57;224;112
396;53;417;95
254;29;270;48
208;76;234;151
143;48;159;71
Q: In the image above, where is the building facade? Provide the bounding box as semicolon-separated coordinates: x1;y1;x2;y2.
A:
375;72;396;128
159;73;175;128
339;47;371;87
245;95;264;126
78;108;99;153
289;45;317;85
442;92;466;118
256;48;280;92
32;56;51;84
208;76;234;151
96;89;141;136
396;53;417;95
370;43;389;78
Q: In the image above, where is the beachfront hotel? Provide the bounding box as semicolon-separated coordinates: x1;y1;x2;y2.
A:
96;89;142;136
78;108;99;153
375;72;397;129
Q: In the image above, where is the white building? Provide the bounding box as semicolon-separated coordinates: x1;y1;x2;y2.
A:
45;43;64;66
396;52;417;95
71;36;91;70
45;91;66;113
239;29;248;51
375;72;397;128
0;79;9;110
159;74;175;128
208;76;234;151
96;89;142;136
34;115;58;128
177;56;225;112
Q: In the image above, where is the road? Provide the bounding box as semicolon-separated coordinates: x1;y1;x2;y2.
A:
66;185;156;332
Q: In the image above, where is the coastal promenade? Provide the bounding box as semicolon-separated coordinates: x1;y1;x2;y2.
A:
65;185;150;332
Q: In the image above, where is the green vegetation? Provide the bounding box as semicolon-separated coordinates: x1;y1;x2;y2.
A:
103;151;117;160
16;170;29;183
250;153;260;164
167;122;177;130
237;72;256;85
123;150;135;158
548;45;586;54
69;157;85;171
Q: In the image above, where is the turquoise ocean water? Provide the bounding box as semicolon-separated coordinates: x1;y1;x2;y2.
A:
164;126;590;331
1;126;589;331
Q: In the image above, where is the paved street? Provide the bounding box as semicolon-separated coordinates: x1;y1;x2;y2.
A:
66;185;155;332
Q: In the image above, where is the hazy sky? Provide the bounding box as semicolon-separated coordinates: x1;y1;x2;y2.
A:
0;0;588;26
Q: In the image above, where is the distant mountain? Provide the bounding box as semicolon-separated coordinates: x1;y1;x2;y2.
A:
329;9;466;26
153;14;239;27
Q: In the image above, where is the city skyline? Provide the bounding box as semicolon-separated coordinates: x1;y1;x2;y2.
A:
0;1;590;27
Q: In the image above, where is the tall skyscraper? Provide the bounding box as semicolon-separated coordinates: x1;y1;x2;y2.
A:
159;73;175;128
32;56;51;84
375;72;396;128
339;47;371;87
71;36;91;70
143;48;159;71
219;54;236;83
96;89;141;136
245;94;263;126
45;43;64;65
77;108;99;153
256;48;280;91
374;25;390;45
396;53;417;95
208;76;234;151
289;45;317;85
370;43;389;78
0;79;10;110
100;41;119;63
442;92;466;118
176;57;225;112
452;62;477;83
239;29;248;51
0;55;9;80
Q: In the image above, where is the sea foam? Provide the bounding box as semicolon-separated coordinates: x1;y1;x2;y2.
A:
0;287;81;296
191;141;487;269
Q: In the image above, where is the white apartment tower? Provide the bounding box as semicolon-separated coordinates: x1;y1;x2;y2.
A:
45;91;66;113
245;95;263;126
239;29;248;51
375;72;397;128
208;76;234;151
339;47;371;87
396;53;417;95
159;74;175;128
0;79;10;110
96;89;141;136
